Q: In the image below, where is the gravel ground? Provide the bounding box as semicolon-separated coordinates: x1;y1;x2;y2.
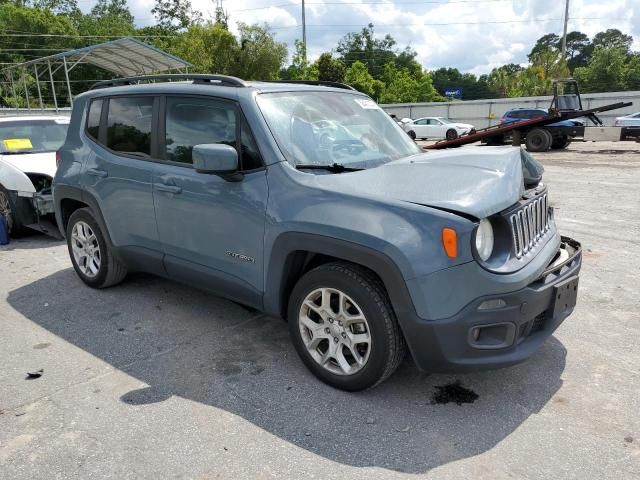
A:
1;141;639;479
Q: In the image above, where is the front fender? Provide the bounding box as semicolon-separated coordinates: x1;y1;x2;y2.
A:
0;159;35;195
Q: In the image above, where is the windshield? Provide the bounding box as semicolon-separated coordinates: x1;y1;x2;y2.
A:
436;117;452;124
0;119;68;154
256;91;421;168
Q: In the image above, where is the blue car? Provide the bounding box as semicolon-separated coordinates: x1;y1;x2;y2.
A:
499;108;583;128
53;76;582;390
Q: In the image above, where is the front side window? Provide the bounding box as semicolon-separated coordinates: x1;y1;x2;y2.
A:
106;96;153;157
164;96;263;170
165;97;236;164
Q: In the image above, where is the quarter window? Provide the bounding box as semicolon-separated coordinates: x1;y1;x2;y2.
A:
86;98;102;140
106;97;153;157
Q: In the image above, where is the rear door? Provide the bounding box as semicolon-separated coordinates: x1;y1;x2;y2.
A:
81;95;162;256
152;95;268;307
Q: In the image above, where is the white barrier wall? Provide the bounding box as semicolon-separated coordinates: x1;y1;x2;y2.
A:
381;91;640;128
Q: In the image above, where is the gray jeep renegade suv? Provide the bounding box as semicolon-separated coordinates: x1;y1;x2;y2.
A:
53;75;581;391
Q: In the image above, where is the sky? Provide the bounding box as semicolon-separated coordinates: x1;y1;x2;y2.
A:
86;0;640;75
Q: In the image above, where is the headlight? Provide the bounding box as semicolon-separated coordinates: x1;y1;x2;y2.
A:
475;218;494;261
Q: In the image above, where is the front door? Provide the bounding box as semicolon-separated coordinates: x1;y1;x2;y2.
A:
152;95;268;308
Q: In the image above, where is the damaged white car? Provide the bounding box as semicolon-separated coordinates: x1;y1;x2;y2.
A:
0;115;69;237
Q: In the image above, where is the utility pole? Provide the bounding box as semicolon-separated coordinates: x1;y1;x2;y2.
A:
302;0;307;62
561;0;570;59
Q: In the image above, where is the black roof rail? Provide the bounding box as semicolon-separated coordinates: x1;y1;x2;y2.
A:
260;80;356;91
90;74;248;90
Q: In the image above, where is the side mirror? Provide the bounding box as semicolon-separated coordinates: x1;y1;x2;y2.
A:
193;144;238;174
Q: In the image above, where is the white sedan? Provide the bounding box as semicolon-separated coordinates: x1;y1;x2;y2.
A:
0;115;69;236
403;117;475;141
614;112;640;127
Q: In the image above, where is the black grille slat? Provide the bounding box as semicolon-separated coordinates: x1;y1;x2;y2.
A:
509;193;551;259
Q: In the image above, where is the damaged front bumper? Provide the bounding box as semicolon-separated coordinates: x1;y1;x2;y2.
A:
400;237;582;372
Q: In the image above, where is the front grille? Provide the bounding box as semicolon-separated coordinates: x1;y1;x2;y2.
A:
510;193;550;258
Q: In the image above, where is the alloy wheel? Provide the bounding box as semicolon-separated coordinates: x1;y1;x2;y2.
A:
71;221;101;278
298;287;372;376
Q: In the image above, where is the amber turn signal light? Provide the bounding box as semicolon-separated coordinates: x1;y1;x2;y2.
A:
442;228;458;258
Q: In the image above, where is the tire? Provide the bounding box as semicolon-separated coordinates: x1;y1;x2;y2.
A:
446;129;458;140
407;130;416;140
0;183;34;237
551;135;571;149
288;262;406;391
525;128;552;152
66;208;127;288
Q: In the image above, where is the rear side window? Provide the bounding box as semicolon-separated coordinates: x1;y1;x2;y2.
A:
106;97;153;157
86;99;102;140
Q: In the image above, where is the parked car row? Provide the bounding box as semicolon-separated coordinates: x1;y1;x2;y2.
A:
0;115;70;236
2;77;582;391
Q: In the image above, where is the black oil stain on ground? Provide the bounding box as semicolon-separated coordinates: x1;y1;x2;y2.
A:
432;381;479;405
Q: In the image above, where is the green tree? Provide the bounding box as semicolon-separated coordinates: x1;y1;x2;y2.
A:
623;54;640;90
564;31;592;71
592;29;633;53
573;46;628;92
168;22;237;74
344;60;382;98
152;0;201;31
233;23;287;80
431;67;493;100
315;53;346;82
286;39;316;80
337;23;397;79
528;33;560;61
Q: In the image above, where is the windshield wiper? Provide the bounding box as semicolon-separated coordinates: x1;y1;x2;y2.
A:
295;163;363;173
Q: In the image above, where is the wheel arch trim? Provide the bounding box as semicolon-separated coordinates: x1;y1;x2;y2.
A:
264;232;418;324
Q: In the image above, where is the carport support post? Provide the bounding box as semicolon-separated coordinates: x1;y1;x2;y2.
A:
8;70;17;111
34;64;43;110
63;56;73;107
22;72;30;110
47;60;58;112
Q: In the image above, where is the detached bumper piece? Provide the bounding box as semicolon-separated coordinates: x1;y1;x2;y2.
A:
409;237;582;372
25;189;63;239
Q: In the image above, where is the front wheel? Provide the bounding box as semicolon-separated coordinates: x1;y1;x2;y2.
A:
407;130;417;140
66;208;127;288
288;262;406;391
446;129;458;140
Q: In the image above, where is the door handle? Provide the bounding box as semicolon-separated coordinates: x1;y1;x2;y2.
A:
155;184;182;194
87;168;108;178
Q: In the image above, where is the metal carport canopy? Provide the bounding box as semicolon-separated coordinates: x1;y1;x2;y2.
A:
1;37;192;112
14;36;192;77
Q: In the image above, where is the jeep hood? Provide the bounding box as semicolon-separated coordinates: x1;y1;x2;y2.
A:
314;146;537;219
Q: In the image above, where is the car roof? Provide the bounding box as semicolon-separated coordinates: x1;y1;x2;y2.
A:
77;80;365;103
505;108;546;114
0;115;70;123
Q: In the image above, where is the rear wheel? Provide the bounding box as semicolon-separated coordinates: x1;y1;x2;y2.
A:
525;128;552;152
551;135;571;149
66;208;127;288
288;262;406;391
446;129;458;140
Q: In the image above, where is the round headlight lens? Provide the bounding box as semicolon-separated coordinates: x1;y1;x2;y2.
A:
475;218;494;261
